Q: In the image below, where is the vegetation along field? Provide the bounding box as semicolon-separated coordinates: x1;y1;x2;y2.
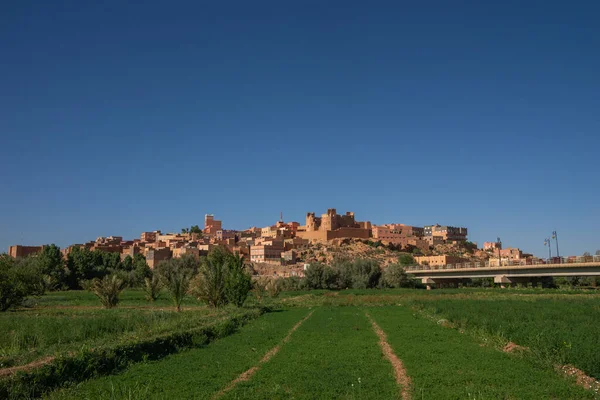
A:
2;249;600;399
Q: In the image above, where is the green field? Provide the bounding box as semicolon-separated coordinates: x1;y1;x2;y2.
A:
2;289;599;399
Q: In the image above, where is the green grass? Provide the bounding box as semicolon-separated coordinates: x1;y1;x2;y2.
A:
46;308;313;399
368;306;595;399
224;307;399;400
411;296;600;379
0;289;238;368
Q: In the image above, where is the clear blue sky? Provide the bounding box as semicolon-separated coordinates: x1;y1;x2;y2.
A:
1;1;599;257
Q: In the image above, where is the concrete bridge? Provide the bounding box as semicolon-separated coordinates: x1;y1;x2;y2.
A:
406;255;600;290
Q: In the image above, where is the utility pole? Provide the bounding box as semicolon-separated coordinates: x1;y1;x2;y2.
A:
544;238;552;261
497;237;502;266
552;231;560;262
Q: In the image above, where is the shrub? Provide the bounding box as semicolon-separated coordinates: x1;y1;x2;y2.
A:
252;278;268;303
144;274;162;302
82;274;127;309
383;263;413;288
349;259;381;289
157;256;197;312
0;255;44;311
192;258;227;308
224;254;252;307
398;253;416;266
265;278;283;298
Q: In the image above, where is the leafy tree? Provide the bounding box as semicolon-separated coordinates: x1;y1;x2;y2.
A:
132;254;151;286
181;227;189;234
224;254;252;307
398;253;416;266
0;255;45;311
349;259;381;289
37;244;66;289
265;278;283;298
121;255;134;272
158;255;197;312
304;263;325;289
190;225;202;234
66;247;106;288
383;263;413;288
82;274;127;309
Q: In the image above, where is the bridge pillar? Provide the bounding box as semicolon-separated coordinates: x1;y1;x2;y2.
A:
422;278;435;291
494;275;511;289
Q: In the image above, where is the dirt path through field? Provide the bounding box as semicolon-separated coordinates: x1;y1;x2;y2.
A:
365;312;412;400
212;309;314;399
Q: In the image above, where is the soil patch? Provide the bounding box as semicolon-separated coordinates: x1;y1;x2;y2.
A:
365;312;412;400
559;364;600;393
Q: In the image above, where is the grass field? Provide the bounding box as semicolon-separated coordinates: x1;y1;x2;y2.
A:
2;288;600;399
0;290;239;368
410;295;600;380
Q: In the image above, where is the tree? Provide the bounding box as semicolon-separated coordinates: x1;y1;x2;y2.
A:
190;225;202;234
37;244;66;290
120;255;134;272
181;227;190;234
383;263;413;288
0;255;44;311
224;254;252;307
144;273;162;302
132;254;151;286
66;247;106;289
304;263;325;289
158;255;197;311
398;253;416;266
192;258;227;308
349;259;381;289
82;274;127;309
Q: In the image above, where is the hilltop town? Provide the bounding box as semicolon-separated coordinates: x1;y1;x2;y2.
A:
8;208;534;275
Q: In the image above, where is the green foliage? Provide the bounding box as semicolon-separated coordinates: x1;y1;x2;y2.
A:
223;254;252;307
0;308;264;399
37;244;66;290
413;296;600;381
265;278;283;298
382;263;414;288
82;274;127;309
398;253;416;266
157;256;197;312
66;247;106;289
144;274;162;302
190;225;202;234
0;255;45;311
192;258;227;308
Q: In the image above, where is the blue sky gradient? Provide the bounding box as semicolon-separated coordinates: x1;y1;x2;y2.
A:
1;1;599;256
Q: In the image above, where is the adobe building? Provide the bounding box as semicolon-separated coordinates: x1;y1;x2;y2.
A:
146;248;172;269
8;245;44;258
204;214;222;235
415;255;469;267
296;208;370;242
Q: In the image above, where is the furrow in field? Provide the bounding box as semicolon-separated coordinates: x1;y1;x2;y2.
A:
368;306;596;399
365;312;412;400
213;309;314;399
222;307;400;400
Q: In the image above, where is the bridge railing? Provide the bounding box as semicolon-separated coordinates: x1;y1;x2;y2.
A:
407;255;600;272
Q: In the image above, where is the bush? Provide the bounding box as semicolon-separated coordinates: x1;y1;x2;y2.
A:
192;258;227;308
383;263;414;288
0;255;45;311
82;274;127;309
144;274;162;302
224;254;252;307
265;278;283;298
348;259;381;289
157;256;197;312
